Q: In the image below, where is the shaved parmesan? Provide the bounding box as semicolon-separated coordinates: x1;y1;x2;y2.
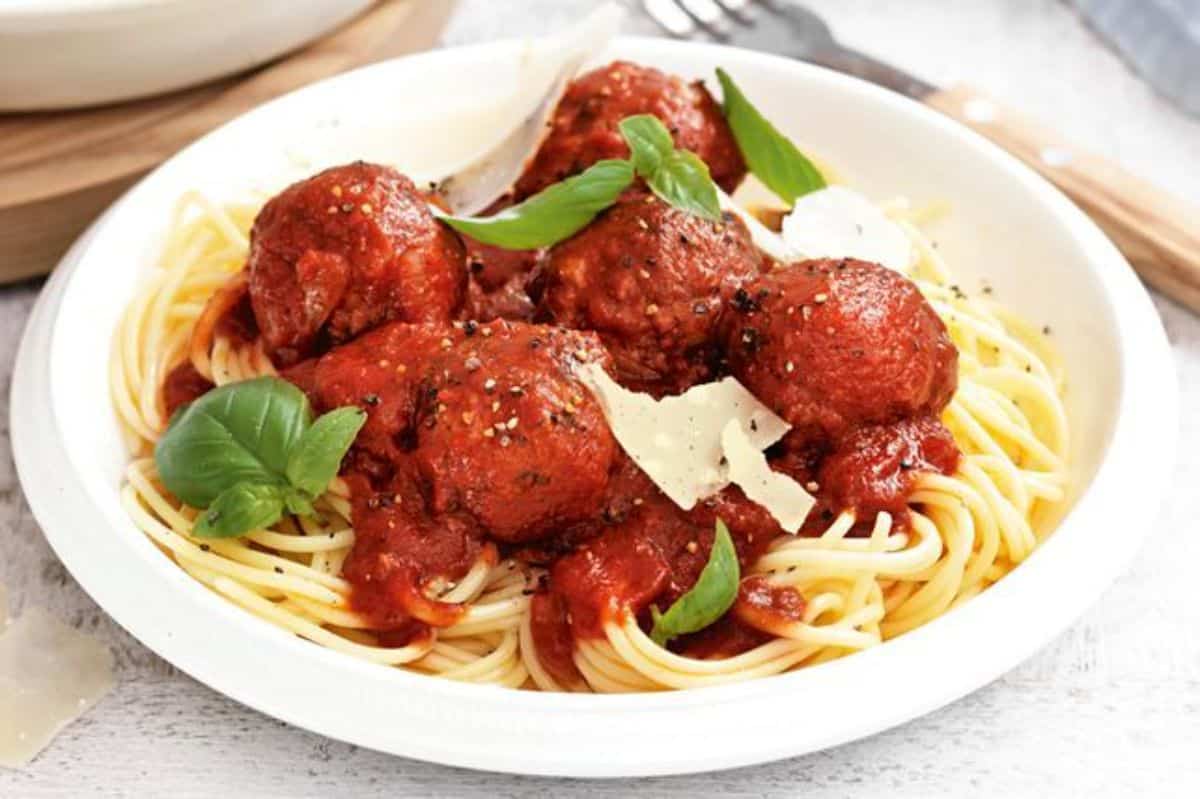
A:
718;188;798;263
579;365;788;509
781;186;912;272
436;3;623;215
0;607;115;768
721;420;815;533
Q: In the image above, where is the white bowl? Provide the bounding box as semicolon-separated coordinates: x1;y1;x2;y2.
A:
0;0;373;111
10;37;1177;777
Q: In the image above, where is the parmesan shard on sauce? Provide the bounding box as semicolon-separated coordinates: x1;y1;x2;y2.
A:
721;420;816;533
0;606;115;769
578;366;814;531
780;185;912;273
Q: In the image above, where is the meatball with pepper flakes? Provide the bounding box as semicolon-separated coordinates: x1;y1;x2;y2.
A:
248;162;467;365
538;190;765;394
514;61;746;199
724;258;958;446
281;321;458;478
412;320;619;543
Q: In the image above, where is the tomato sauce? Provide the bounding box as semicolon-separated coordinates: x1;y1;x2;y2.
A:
819;416;959;519
340;469;483;630
161;361;214;418
529;591;585;687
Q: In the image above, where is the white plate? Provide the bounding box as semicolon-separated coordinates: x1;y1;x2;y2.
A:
10;37;1177;777
0;0;373;110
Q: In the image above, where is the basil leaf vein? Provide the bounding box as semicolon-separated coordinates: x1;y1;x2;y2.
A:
193;483;286;539
285;406;367;497
650;519;740;647
619;114;722;222
436;159;635;249
716;68;826;204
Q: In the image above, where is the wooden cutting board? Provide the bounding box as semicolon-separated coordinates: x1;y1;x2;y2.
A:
0;0;458;285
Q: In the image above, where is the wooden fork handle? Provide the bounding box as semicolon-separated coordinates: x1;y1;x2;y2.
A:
924;84;1200;313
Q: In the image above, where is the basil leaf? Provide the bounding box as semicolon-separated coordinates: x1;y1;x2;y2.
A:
193;483;286;538
650;150;722;222
650;519;740;647
619;114;673;177
285;406;367;497
436;159;635;249
619;114;722;222
716;68;826;204
155;377;312;507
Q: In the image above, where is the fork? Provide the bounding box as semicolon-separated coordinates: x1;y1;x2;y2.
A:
636;0;1200;313
636;0;930;97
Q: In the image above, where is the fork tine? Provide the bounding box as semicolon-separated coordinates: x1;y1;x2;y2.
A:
640;0;695;37
712;0;755;26
671;0;731;40
749;0;785;14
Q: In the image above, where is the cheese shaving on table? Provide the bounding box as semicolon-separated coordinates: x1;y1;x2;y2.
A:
780;185;912;272
578;365;814;530
721;419;815;533
0;606;115;768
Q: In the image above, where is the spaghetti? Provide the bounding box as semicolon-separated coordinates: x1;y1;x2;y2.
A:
110;190;1069;692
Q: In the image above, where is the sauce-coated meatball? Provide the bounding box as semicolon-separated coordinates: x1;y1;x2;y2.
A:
515;61;746;199
724;259;958;445
282;322;457;476
248;162;467;365
538;191;765;393
412;321;619;543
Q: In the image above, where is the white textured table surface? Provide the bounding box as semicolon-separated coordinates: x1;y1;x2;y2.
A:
3;1;1199;796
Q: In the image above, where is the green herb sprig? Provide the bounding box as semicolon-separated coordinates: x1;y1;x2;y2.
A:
650;519;740;647
154;377;365;538
619;114;722;222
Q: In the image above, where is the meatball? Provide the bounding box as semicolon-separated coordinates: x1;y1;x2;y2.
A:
514;61;746;199
724;258;958;444
538;191;765;394
248;162;467;365
282;322;456;476
412;320;619;543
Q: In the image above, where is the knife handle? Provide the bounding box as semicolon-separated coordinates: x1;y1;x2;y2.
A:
924;83;1200;313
